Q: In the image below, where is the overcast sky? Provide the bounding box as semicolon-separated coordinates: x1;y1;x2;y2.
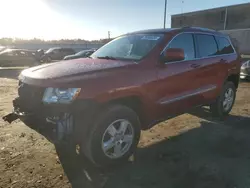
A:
0;0;248;40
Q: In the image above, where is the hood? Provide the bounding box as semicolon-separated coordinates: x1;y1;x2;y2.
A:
20;58;133;84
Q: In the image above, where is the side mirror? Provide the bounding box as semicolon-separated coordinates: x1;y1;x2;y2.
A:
163;48;185;62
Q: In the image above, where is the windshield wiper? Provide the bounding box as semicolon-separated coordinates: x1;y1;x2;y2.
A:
96;56;117;60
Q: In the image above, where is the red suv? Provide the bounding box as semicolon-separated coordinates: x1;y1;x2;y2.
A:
3;27;241;166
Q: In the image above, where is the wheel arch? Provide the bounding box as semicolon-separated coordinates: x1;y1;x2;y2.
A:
226;73;240;89
101;95;146;128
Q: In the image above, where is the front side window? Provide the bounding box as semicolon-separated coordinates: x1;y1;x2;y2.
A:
45;48;57;54
45;48;60;54
196;34;218;58
167;33;195;60
216;36;235;55
91;34;164;61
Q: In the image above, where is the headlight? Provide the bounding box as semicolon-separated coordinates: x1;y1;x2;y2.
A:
42;88;81;104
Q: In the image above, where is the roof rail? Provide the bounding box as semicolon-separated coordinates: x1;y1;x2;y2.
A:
181;26;216;32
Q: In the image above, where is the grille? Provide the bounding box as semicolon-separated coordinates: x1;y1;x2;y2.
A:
18;82;44;106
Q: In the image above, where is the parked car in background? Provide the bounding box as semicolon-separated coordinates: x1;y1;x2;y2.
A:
34;49;44;62
0;46;6;52
240;60;250;80
63;49;96;60
0;48;36;67
3;27;241;167
40;47;75;62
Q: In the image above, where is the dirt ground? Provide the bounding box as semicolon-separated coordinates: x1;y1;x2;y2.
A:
0;70;250;188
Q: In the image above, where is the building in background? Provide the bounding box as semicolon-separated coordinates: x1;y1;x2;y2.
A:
171;3;250;54
171;3;250;30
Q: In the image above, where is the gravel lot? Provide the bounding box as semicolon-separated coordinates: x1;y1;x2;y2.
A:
0;70;250;188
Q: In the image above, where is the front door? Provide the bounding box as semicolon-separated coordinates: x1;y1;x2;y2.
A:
155;33;201;117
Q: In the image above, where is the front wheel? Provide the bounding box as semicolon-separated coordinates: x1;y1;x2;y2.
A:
81;105;141;167
210;81;236;117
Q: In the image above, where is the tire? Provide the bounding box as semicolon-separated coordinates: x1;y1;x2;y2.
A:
81;105;141;167
210;81;236;117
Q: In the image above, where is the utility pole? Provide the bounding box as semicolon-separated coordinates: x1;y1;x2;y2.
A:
181;0;184;27
181;1;184;15
108;31;111;39
223;7;228;30
163;0;168;29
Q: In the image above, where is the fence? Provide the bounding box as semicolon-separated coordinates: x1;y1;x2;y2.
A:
2;43;105;52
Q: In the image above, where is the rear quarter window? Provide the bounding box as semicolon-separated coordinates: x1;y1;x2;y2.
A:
215;36;235;55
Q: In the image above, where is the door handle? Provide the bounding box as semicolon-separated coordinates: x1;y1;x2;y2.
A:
220;59;226;63
190;64;200;68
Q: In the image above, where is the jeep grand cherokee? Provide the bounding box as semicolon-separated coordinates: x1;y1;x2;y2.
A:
3;27;241;166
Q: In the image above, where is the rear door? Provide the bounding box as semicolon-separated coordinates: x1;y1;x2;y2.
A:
156;33;202;116
192;34;229;104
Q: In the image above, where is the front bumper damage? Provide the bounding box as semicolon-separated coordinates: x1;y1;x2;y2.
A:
3;97;96;142
2;113;19;123
3;97;36;123
3;97;75;141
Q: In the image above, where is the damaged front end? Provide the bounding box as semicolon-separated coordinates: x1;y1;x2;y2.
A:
2;81;92;143
3;110;74;142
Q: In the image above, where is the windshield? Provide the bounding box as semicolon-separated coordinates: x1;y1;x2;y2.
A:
91;34;163;61
45;48;59;54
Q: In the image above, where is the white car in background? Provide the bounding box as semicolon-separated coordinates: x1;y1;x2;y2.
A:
240;60;250;80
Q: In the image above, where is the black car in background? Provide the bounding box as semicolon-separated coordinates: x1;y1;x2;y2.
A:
0;48;37;67
40;47;75;62
63;49;96;60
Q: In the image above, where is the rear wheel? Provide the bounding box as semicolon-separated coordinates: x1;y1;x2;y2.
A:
210;81;236;117
81;105;141;166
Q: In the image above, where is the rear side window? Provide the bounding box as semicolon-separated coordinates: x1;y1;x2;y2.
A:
196;34;218;58
167;33;195;60
216;37;235;55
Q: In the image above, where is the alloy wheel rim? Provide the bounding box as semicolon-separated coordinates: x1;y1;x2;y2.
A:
223;88;234;111
101;119;134;159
